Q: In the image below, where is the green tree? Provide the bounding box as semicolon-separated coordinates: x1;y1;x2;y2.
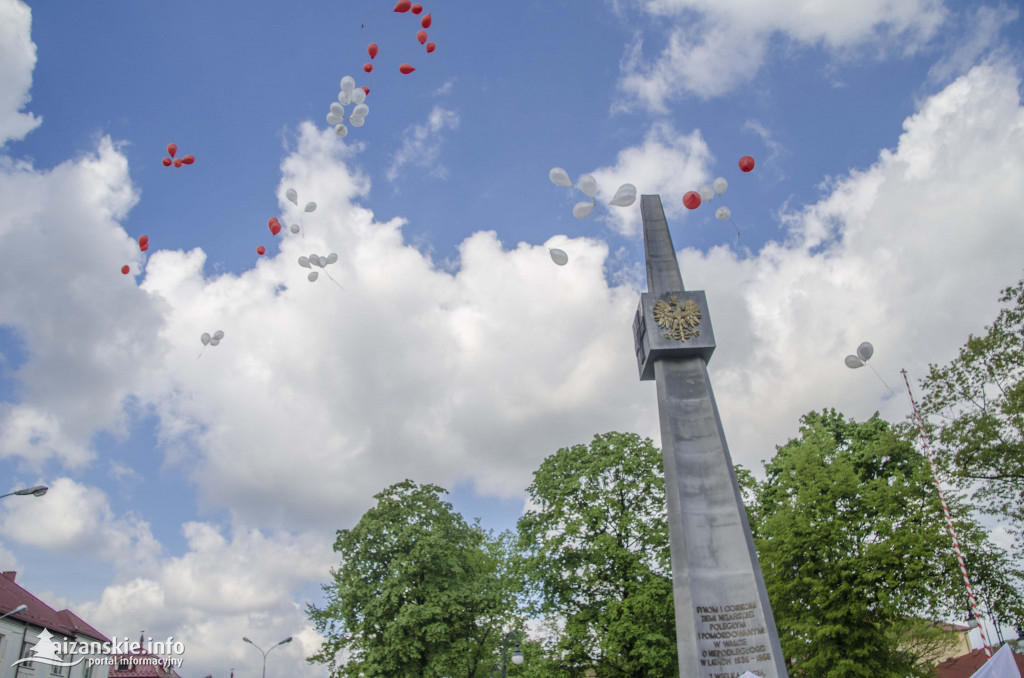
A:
308;480;517;678
742;410;1023;678
516;432;676;678
917;276;1024;552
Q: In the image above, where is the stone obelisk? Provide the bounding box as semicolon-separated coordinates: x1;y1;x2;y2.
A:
632;195;789;678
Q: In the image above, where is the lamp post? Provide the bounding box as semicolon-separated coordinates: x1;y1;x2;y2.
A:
0;604;27;620
491;631;523;678
0;486;48;500
242;636;292;678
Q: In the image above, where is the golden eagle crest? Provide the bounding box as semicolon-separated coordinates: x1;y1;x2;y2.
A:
652;296;701;341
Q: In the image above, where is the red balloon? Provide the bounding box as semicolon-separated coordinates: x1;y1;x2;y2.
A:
364;62;373;73
417;30;427;44
393;0;411;11
420;13;432;28
162;158;172;167
138;235;149;248
739;155;755;172
140;244;149;252
173;158;183;168
167;143;177;157
683;191;701;209
399;63;415;74
425;41;436;53
411;3;422;13
269;219;281;236
257;246;266;256
361;86;370;96
121;265;130;275
368;43;378;59
182;154;195;165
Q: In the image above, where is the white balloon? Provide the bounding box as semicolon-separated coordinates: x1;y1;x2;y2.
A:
326;253;338;264
578;174;597;199
713;177;728;195
326;112;344;126
286;188;298;205
609;183;636;207
338;91;352;106
349;116;365;127
549;248;568;266
340;75;355;93
715;206;731;221
200;333;211;346
857;341;874;362
572;201;595;219
298;256;311;269
352;103;369;118
209;338;220;347
845;355;865;369
213;330;224;340
335;123;348;138
304;201;317;213
699;185;714;202
308;271;319;282
290;224;300;233
549;167;572;187
310;254;323;267
330;102;344;116
352;88;366;104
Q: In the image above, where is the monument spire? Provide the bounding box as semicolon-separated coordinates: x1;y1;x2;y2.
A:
634;195;789;678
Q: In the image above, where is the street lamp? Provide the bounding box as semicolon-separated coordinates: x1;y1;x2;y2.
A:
0;486;48;500
242;636;292;678
0;604;27;620
491;631;523;678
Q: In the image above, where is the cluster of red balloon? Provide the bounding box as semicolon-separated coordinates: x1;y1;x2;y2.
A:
161;143;194;168
681;155;755;237
393;0;435;68
121;234;150;274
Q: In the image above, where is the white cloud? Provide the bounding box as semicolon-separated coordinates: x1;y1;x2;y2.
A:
386;105;460;182
0;0;40;146
618;0;947;106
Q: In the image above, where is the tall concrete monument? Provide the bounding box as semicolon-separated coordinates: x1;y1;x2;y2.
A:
632;195;789;678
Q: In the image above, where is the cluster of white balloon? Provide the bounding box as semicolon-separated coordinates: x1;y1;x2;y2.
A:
844;340;895;392
284;188;317;237
198;330;225;358
549;168;636;218
327;76;370;138
298;253;343;288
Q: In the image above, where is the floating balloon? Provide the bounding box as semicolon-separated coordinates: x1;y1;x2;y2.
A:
364;63;373;73
290;224;301;233
298;256;311;269
549;167;572;187
340;76;355;93
161;158;171;167
739;155;755;172
335;124;349;137
326;253;338;264
609;184;637;207
308;271;319;282
845;354;865;369
121;265;130;275
182;155;195;165
173;158;183;168
716;206;731;221
683;191;701;209
257;246;266;255
269;218;281;235
198;330;225;357
713;177;728;195
549;248;568;266
352;88;366;104
577;174;597;199
167;143;177;157
360;86;370;96
368;43;378;58
411;3;422;13
353;103;369;118
843;341;893;392
304;202;317;213
699;185;714;202
426;42;436;53
399;64;415;74
138;235;149;249
286;188;298;204
201;333;211;346
573;201;595;219
421;14;432;28
417;30;427;44
857;341;874;362
394;0;411;11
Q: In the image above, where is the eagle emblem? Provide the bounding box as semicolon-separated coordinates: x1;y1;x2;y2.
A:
652;296;701;341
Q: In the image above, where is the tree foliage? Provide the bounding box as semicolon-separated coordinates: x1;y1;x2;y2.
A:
308;480;517;678
516;432;676;678
917;276;1024;552
742;410;1023;678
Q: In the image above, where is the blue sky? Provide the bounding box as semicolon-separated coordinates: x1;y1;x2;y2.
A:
1;0;1023;675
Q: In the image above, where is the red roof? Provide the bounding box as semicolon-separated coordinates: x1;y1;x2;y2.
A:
936;647;1024;678
0;572;110;643
109;636;182;678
